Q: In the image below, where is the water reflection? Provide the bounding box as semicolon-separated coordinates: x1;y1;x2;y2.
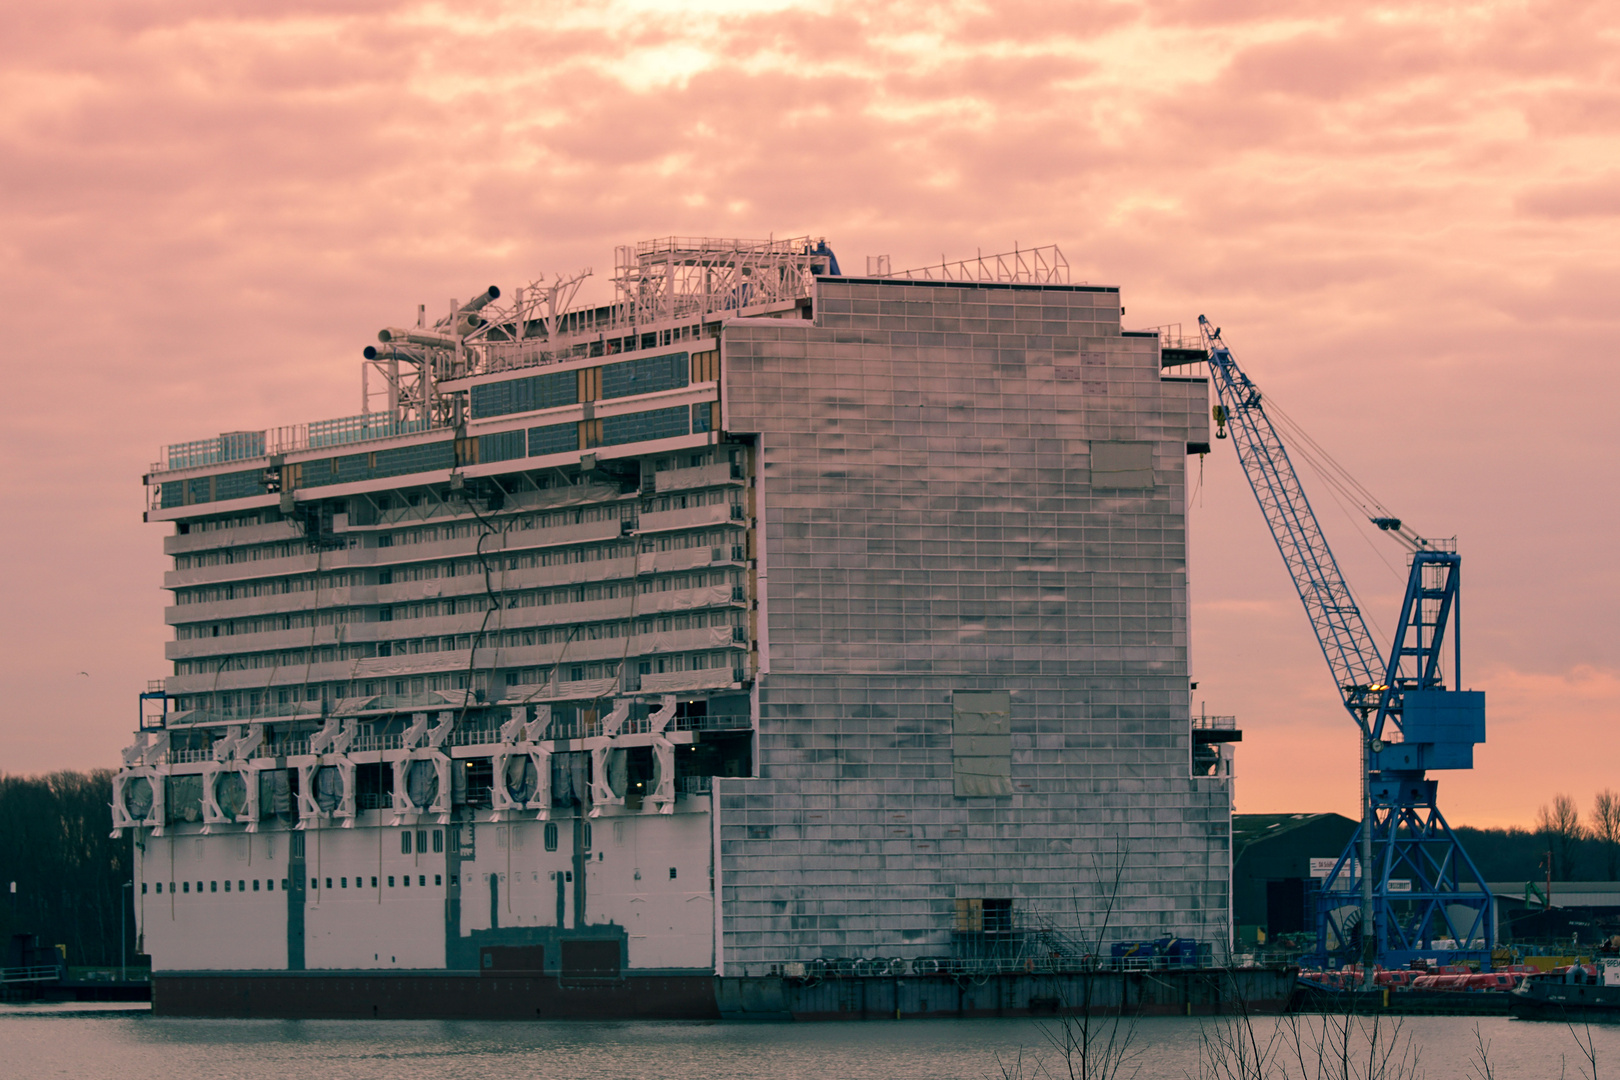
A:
2;1008;1616;1080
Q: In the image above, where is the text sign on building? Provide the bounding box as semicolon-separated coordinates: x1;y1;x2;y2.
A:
1310;858;1361;880
1387;879;1412;892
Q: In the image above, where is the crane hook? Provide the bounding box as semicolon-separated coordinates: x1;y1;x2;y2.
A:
1212;404;1228;440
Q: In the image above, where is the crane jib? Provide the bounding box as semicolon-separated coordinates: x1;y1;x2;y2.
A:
1206;350;1381;712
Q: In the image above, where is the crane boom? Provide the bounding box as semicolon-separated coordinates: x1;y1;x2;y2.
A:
1199;320;1382;723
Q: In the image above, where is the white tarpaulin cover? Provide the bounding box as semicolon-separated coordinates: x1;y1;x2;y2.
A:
640;668;735;694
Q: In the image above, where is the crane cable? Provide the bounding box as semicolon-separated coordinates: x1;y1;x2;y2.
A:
1264;399;1396;528
1265;400;1406;578
1233;387;1399;643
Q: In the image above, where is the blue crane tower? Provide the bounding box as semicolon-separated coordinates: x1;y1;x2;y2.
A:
1196;316;1493;972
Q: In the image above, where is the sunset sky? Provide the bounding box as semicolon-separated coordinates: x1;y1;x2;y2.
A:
2;0;1616;828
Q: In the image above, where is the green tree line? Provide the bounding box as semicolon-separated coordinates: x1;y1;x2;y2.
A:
1417;790;1620;884
0;770;133;969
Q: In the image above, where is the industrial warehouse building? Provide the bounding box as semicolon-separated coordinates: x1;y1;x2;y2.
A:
1231;812;1359;950
114;237;1232;1015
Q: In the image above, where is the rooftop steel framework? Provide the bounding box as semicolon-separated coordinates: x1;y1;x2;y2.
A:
149;237;1071;475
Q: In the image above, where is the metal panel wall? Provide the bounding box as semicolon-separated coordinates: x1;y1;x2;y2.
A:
716;279;1230;972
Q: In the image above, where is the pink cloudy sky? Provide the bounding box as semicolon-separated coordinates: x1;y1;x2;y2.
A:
2;0;1616;828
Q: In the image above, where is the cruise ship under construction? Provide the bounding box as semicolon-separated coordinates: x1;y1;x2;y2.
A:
114;235;1253;1019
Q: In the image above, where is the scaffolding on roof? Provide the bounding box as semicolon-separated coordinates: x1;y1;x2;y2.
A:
613;235;834;326
149;236;1070;476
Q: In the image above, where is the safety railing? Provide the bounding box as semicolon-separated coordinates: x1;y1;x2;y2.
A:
346;733;406;753
1192;714;1239;730
545;718;602;741
672;711;750;732
0;965;62;985
1141;323;1207;359
307;414;431;449
444;726;498;747
153;413;446;475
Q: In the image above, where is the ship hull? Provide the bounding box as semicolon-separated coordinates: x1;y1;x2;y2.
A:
151;968;1299;1021
153;971;720;1020
1510;981;1620;1023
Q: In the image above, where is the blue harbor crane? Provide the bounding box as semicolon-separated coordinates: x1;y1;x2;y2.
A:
1196;316;1492;973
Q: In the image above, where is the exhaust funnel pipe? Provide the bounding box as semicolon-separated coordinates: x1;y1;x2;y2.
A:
363;345;427;361
378;327;456;349
459;286;500;314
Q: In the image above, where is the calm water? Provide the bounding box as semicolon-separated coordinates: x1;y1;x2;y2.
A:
2;1002;1617;1079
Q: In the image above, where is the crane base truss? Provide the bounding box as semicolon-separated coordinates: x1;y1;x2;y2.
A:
1312;792;1493;969
1310;553;1493;970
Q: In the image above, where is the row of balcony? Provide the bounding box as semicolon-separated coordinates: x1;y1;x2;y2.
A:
167;584;747;660
169;544;747;619
164;509;745;591
163;626;750;697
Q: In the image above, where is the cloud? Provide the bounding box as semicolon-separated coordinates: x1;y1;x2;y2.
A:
1517;175;1620;219
1;0;1618;833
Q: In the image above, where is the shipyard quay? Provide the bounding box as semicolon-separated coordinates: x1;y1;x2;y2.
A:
114;237;1232;1016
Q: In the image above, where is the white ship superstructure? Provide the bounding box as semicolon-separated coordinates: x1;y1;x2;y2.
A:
115;237;1233;1018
